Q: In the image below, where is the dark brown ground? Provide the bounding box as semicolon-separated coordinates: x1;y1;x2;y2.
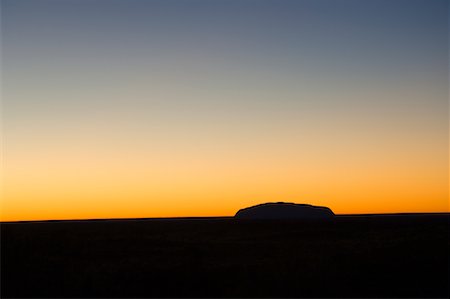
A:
1;214;449;298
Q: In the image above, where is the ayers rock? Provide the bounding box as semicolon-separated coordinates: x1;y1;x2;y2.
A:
235;202;335;220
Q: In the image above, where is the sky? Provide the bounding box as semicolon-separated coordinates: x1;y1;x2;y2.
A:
1;0;448;221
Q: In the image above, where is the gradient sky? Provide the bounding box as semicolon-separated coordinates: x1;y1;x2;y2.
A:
1;0;448;221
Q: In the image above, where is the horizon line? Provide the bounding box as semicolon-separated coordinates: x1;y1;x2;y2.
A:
2;212;449;224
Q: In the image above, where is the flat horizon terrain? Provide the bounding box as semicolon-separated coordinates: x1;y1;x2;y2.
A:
2;214;449;298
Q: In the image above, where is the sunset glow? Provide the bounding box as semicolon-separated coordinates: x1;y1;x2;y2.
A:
1;0;448;221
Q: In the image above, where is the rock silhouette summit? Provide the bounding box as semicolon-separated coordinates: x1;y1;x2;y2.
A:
235;202;334;219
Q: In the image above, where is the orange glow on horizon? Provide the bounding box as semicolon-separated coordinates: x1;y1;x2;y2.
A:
1;137;448;222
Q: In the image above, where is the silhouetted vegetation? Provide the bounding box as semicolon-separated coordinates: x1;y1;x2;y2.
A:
2;215;449;297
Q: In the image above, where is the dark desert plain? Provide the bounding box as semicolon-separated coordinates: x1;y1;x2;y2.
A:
2;212;449;298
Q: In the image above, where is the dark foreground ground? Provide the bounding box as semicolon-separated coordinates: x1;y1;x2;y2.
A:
2;214;449;298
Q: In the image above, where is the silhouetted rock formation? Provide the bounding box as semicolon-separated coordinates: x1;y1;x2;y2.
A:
235;202;334;220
